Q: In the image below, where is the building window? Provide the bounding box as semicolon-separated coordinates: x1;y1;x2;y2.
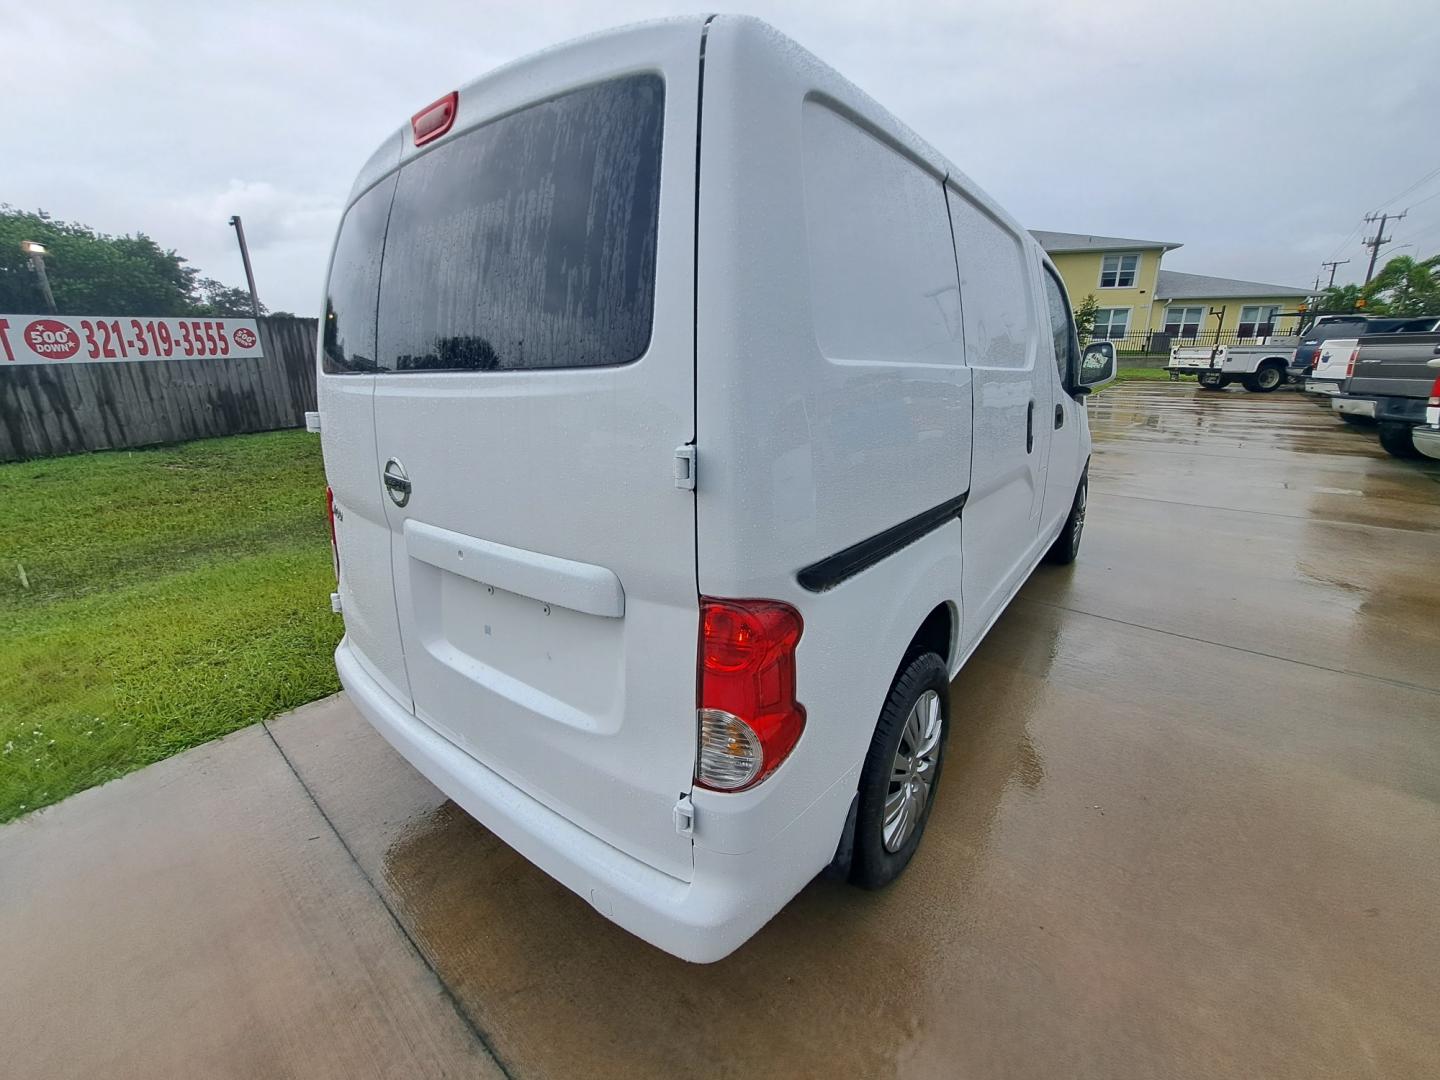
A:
1163;305;1204;338
1237;305;1279;338
1099;253;1140;288
1092;308;1130;340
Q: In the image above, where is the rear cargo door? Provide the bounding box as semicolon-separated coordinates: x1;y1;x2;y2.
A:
371;68;699;880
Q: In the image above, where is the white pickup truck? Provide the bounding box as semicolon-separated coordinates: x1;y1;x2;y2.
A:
1304;338;1359;400
1167;339;1296;392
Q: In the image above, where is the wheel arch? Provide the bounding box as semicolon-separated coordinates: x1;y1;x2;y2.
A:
898;600;957;680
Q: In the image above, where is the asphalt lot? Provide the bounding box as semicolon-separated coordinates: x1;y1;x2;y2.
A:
4;381;1438;1078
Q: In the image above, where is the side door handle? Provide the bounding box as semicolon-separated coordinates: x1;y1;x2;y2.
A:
1026;400;1035;453
1055;403;1065;429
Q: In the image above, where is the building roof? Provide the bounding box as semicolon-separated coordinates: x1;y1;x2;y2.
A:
1030;229;1181;254
1155;270;1310;300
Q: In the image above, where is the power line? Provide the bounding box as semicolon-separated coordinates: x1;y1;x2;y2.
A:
1375;163;1440;211
1405;186;1440;212
1324;218;1367;264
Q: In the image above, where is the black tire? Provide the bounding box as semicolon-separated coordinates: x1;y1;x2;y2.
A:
1246;364;1285;393
851;652;950;890
1378;422;1421;459
1045;469;1087;565
1197;372;1227;389
1338;412;1375;427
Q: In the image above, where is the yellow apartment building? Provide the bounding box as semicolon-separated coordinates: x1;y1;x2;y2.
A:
1031;230;1310;346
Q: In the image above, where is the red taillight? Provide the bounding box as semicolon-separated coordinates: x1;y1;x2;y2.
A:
695;598;805;791
1429;375;1440;407
411;91;457;146
325;486;339;581
1345;347;1359;378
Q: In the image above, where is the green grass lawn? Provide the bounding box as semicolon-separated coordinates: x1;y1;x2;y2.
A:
0;431;342;822
1115;365;1173;381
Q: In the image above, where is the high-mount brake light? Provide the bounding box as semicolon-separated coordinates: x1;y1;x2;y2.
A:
411;92;458;147
695;598;805;792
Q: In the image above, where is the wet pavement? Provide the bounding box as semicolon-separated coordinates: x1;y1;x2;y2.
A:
5;382;1439;1078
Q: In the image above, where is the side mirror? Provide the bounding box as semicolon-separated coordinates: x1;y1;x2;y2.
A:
1076;340;1117;393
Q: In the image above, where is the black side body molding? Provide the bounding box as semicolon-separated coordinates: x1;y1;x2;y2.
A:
796;491;969;593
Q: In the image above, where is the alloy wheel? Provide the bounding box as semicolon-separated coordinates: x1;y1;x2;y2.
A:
883;689;943;852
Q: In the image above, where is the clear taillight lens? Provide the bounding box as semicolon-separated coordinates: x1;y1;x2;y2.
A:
697;709;765;790
695;598;805;792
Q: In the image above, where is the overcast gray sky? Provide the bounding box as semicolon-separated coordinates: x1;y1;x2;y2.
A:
6;0;1438;314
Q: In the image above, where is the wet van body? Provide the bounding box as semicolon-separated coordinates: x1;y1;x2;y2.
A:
318;16;1109;962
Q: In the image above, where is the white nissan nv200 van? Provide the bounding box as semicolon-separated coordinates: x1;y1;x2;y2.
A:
317;15;1116;963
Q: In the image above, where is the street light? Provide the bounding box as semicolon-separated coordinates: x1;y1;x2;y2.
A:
19;240;57;314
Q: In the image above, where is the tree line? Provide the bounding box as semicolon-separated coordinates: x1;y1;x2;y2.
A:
0;205;286;318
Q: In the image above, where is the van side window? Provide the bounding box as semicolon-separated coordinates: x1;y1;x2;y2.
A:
800;102;961;365
1041;268;1079;382
946;189;1034;370
322;175;396;374
376;75;664;372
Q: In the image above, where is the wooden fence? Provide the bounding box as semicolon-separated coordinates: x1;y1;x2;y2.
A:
0;317;318;462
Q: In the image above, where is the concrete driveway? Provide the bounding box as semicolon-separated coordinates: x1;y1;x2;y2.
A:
4;382;1438;1078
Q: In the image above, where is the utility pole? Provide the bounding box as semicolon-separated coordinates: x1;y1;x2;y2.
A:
1362;211;1406;284
227;215;262;318
1320;259;1349;288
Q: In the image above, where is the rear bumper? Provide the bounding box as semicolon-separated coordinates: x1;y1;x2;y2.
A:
1304;379;1340;396
335;637;849;963
1373;396;1428;424
1332;396;1377;419
1412;426;1440;461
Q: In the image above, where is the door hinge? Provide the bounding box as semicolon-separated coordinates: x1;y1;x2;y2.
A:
673;445;697;490
673;794;695;837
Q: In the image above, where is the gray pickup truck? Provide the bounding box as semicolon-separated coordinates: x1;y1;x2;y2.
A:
1332;331;1440;458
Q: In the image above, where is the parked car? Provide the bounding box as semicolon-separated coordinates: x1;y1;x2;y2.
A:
1331;331;1440;457
315;15;1115;963
1169;339;1296;391
1304;318;1440;406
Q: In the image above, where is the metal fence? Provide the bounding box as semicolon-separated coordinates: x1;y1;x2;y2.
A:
1086;328;1299;357
0;317;318;462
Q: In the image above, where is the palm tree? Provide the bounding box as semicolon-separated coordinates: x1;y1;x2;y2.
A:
1362;254;1440;316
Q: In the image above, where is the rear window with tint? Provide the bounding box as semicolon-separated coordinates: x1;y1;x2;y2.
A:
1310;319;1371;341
324;75;664;374
381;75;663;373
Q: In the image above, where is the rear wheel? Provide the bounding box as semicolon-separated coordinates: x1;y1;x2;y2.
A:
1197;372;1229;389
1338;412;1375;427
1378;422;1421;459
1245;364;1285;393
851;652;950;890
